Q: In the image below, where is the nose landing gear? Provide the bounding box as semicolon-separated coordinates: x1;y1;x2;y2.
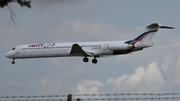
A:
11;58;15;64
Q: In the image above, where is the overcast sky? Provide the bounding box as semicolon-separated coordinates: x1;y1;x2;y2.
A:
1;0;180;100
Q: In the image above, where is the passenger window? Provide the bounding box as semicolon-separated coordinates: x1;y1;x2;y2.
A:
12;47;15;50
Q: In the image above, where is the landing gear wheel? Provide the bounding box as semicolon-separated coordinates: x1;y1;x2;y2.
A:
92;59;98;64
83;57;89;62
12;61;15;64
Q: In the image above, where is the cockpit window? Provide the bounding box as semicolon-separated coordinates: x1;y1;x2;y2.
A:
12;47;15;50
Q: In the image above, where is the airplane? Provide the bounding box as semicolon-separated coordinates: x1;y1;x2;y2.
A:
5;23;174;64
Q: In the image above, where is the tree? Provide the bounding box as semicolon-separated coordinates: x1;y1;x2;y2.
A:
0;0;31;25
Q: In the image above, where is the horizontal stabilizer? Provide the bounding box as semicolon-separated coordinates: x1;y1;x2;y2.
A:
159;26;175;29
146;23;175;29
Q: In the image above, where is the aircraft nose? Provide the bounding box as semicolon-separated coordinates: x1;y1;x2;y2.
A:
5;52;11;58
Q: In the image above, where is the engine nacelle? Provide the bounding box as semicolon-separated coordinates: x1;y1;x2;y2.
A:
134;42;153;48
108;43;133;50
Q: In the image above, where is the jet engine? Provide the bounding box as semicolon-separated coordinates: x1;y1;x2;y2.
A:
108;43;133;50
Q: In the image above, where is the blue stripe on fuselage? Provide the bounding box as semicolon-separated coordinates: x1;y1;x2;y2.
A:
124;40;133;44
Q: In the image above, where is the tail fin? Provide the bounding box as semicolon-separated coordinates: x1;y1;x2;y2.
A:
134;23;159;42
125;23;174;46
134;23;174;42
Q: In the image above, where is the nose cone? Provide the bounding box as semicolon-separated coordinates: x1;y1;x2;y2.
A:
5;52;11;58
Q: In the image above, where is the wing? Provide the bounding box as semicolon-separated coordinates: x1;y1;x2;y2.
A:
70;44;93;56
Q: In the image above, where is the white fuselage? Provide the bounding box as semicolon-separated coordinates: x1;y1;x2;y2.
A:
5;40;137;59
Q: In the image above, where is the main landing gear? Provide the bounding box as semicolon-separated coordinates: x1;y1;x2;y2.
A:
83;57;89;62
92;58;97;64
11;58;15;64
83;57;98;64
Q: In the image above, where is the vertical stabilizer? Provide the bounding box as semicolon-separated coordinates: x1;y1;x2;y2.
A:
134;23;159;42
125;23;174;46
133;23;174;42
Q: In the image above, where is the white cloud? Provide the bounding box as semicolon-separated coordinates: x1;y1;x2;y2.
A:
105;62;164;93
107;75;127;86
74;62;165;94
76;80;104;94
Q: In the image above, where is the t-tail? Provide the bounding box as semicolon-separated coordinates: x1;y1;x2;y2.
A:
125;23;174;49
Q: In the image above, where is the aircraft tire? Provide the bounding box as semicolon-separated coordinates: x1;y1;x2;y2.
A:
12;61;15;64
83;57;89;62
92;59;97;64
